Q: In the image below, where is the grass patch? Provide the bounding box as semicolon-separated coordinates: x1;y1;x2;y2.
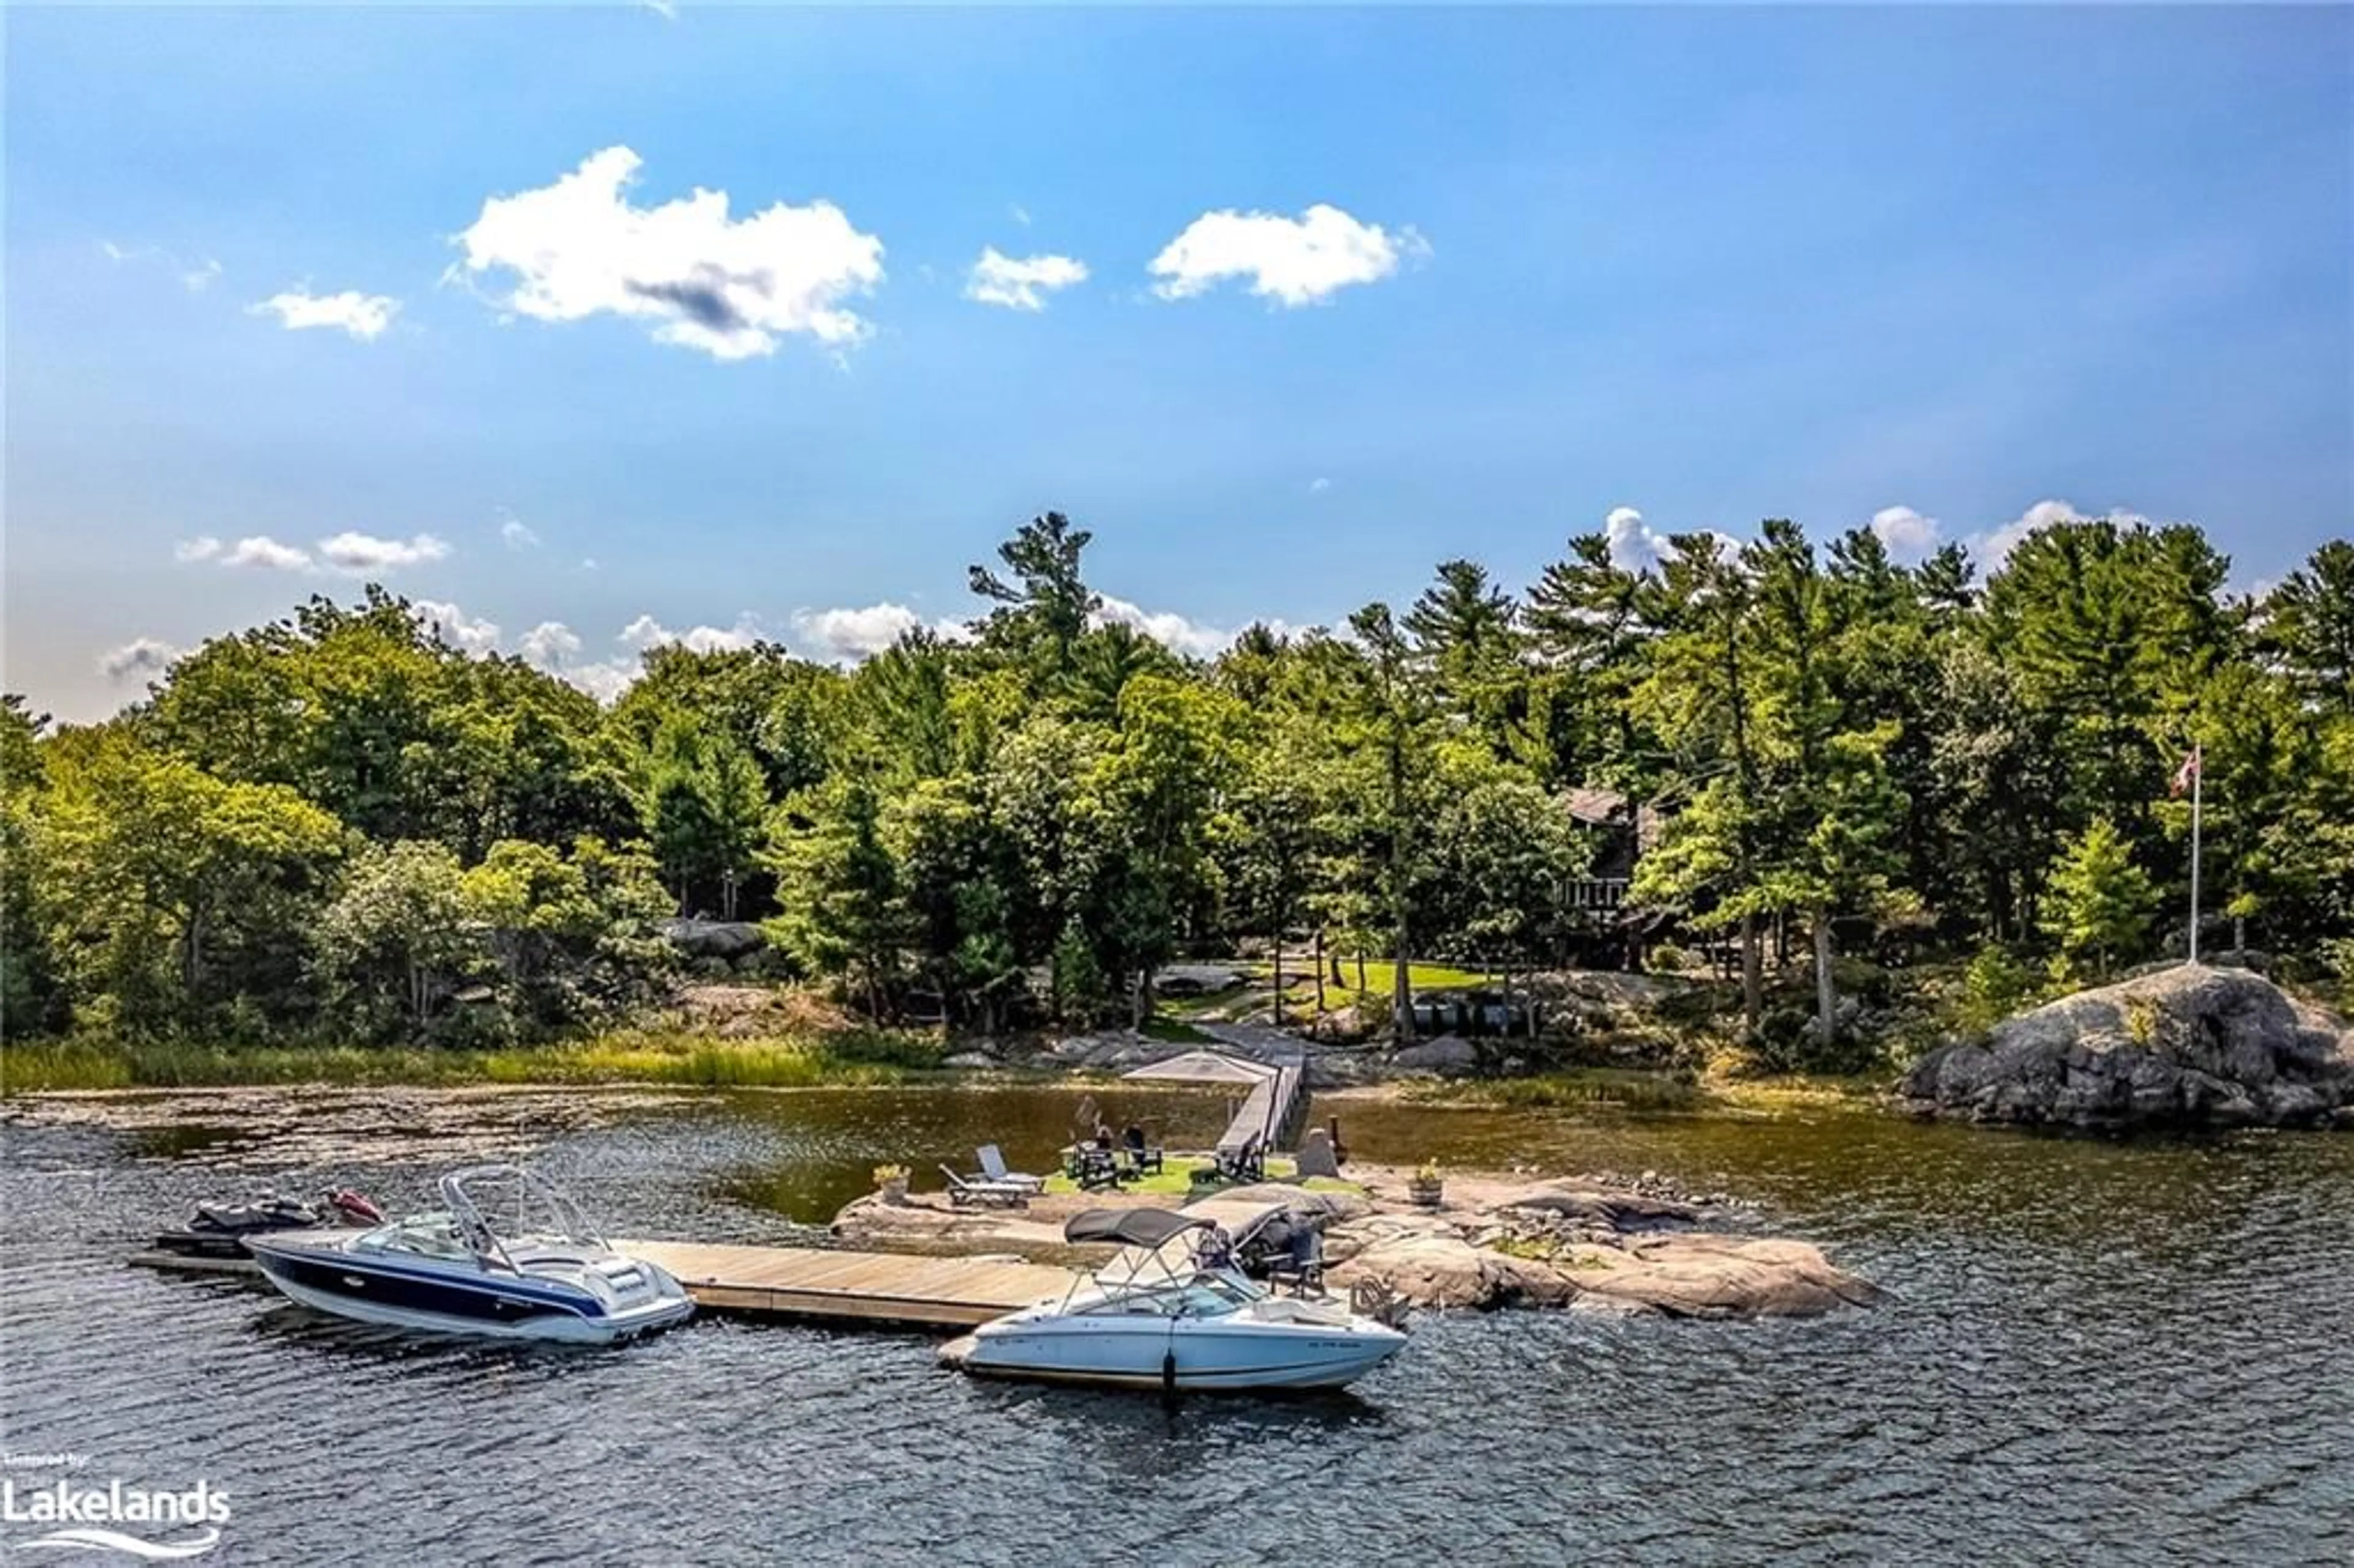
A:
1257;959;1496;998
1137;1016;1214;1044
0;1029;950;1095
1701;1072;1887;1110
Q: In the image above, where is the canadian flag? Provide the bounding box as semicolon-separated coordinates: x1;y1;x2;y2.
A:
2170;745;2201;797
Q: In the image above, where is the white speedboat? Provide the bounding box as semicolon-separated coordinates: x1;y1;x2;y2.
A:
245;1164;693;1345
943;1208;1406;1392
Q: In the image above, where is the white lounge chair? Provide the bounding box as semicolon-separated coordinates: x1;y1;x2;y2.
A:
976;1144;1046;1193
939;1166;1032;1209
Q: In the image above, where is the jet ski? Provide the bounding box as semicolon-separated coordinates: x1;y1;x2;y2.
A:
151;1189;383;1260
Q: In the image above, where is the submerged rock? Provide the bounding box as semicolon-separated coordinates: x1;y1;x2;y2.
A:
1900;965;2354;1131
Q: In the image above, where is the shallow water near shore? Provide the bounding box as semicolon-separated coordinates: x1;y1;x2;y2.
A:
4;1084;2350;1565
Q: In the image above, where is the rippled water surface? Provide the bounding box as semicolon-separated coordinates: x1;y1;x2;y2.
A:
4;1084;2350;1566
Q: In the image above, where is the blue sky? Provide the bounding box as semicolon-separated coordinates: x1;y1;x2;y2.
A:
7;4;2350;719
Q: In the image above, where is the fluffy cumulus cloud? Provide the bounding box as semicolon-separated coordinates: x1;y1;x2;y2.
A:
454;147;885;360
1602;506;1668;570
1094;595;1245;659
498;511;540;550
964;248;1089;311
514;620;638;702
1149;204;1424;307
1599;506;1741;571
318;531;451;573
98;637;180;683
1969;499;2154;570
518;621;582;668
618;612;764;654
411;599;501;655
1868;505;1942;560
789;603;970;663
250;288;401;340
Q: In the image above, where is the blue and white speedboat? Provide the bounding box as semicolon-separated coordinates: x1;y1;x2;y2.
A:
945;1208;1407;1392
245;1164;693;1345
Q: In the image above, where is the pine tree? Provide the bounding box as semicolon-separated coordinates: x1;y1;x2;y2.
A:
2041;816;2155;978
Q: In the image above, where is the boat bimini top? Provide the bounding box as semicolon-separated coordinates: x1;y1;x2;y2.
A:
1061;1208;1212;1250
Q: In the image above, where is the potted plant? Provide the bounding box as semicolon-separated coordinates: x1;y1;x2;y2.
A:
872;1163;910;1205
1407;1159;1443;1208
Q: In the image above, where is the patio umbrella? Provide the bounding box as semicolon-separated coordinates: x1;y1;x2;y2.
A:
1119;1051;1275;1086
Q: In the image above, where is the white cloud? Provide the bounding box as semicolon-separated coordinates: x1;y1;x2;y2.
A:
219;536;314;572
519;621;584;668
1309;477;1332;493
175;530;445;574
251;288;401;341
1969;498;2154;571
1868;504;1942;561
498;511;540;550
619;612;763;653
1599;506;1740;571
1094;595;1248;659
453;146;885;360
789;602;970;662
640;0;677;17
1148;204;1424;307
99;637;179;683
516;618;638;702
565;662;640;704
184;259;223;292
412;599;501;655
317;531;451;573
964;248;1089;311
1603;506;1666;570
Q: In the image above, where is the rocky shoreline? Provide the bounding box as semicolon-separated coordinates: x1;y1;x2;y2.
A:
1900;965;2354;1131
832;1161;1880;1320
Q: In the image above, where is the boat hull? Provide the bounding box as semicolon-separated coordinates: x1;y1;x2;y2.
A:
954;1317;1405;1391
247;1235;693;1345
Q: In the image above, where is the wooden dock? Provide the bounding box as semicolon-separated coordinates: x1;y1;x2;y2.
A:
1197;1023;1312;1157
132;1240;1076;1330
615;1240;1071;1328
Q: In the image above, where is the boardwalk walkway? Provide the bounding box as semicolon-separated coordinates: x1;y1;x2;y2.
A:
1197;1022;1310;1157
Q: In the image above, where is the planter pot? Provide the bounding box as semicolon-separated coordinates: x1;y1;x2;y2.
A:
879;1179;909;1206
1407;1179;1443;1209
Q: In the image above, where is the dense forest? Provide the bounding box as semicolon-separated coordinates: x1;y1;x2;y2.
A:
4;514;2350;1070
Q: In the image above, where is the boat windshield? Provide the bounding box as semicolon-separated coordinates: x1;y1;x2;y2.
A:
357;1211;475;1263
1081;1271;1259;1319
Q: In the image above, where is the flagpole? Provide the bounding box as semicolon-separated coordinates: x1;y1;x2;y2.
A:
2187;742;2202;966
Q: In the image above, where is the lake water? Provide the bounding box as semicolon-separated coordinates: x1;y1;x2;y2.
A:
3;1084;2350;1565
